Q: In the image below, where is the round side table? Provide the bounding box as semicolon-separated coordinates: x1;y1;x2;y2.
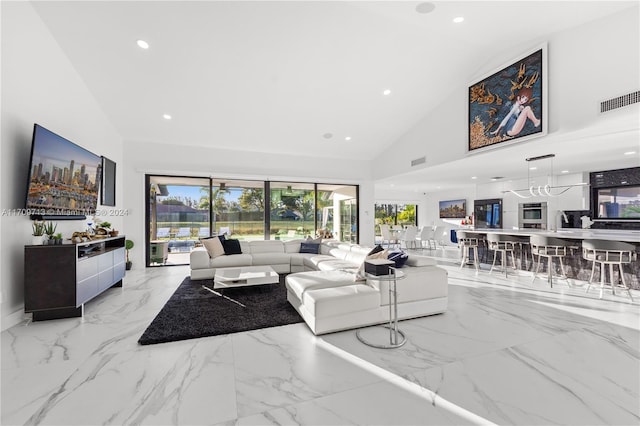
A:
356;267;407;349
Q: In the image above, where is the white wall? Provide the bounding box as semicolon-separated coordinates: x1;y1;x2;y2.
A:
372;7;638;229
1;2;123;329
371;7;639;180
122;141;376;268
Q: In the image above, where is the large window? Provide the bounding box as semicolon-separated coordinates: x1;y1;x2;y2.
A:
147;176;210;266
211;179;265;240
374;203;417;236
269;182;315;240
146;176;359;266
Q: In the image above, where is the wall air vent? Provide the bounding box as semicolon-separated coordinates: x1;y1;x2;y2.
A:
411;156;426;167
600;90;640;113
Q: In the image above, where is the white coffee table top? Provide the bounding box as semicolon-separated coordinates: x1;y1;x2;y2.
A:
213;265;279;290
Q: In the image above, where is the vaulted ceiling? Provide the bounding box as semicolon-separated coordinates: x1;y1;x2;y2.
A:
29;1;639;191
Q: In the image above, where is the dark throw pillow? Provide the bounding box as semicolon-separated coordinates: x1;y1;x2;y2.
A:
299;242;320;254
222;238;242;255
388;250;409;268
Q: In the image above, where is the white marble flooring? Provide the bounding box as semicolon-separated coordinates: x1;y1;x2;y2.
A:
2;250;639;425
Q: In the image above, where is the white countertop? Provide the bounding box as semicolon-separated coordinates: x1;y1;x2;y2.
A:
462;228;640;243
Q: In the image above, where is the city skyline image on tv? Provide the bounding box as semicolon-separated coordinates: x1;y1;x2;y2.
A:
26;124;102;215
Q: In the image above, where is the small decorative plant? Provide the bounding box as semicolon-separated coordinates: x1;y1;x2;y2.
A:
125;239;134;270
53;232;63;245
31;221;45;245
98;221;112;230
43;221;57;239
32;221;45;236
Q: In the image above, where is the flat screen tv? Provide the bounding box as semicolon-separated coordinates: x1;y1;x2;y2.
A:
25;124;102;219
439;199;466;219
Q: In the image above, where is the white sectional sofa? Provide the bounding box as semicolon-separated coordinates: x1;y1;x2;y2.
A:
189;239;448;335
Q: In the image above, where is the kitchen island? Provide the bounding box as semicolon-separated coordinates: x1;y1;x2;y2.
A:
455;228;639;292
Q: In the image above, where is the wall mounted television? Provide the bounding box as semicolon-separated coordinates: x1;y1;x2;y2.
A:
439;199;466;219
25;124;102;220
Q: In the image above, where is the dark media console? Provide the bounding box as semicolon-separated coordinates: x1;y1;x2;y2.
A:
24;235;126;321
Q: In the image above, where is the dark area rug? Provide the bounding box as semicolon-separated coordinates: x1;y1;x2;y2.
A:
138;275;303;345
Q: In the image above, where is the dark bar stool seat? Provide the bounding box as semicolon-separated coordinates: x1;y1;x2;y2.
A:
582;239;636;301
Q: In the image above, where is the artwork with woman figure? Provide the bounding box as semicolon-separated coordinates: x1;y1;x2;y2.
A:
468;46;546;152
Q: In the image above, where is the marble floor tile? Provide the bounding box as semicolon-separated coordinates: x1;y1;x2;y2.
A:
2;262;639;425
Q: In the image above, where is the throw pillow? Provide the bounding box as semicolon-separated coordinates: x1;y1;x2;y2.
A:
306;236;323;244
222;238;242;255
299;242;320;254
202;236;225;258
388;250;409;268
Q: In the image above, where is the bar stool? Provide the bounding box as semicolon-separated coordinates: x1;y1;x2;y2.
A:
530;235;572;288
582;239;636;301
486;233;517;277
457;231;479;271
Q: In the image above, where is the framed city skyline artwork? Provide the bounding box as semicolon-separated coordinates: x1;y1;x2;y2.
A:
468;44;547;152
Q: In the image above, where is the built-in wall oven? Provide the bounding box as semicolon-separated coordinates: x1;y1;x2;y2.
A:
518;202;547;229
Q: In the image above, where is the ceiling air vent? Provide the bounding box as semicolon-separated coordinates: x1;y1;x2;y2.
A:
600;90;640;113
411;156;426;167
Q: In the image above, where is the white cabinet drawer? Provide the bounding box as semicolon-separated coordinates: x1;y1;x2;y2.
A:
77;275;98;305
77;257;99;281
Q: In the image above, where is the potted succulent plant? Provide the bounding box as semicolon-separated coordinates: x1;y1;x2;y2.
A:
31;221;45;245
43;221;57;245
125;239;134;270
53;232;63;245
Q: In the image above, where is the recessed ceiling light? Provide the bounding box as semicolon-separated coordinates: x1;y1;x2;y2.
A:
345;136;352;141
415;2;436;14
529;167;537;170
561;170;569;174
453;16;464;23
163;114;172;120
137;39;149;49
383;89;391;96
471;176;477;180
624;151;636;155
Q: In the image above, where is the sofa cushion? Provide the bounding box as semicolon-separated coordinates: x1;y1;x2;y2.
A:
304;285;380;318
251;252;291;266
300;242;320;254
249;240;284;254
316;259;360;272
210;254;253;268
202;237;225;258
286;270;360;302
305;254;336;269
405;255;437;267
222;238;242;255
284;240;304;253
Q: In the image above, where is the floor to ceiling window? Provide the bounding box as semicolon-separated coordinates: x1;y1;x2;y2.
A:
147;176;211;266
146;175;359;266
269;182;315;240
210;179;265;240
374;203;417;238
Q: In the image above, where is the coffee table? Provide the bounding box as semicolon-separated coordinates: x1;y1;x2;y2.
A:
213;265;279;291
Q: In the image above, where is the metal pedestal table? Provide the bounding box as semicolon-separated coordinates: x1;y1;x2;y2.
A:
356;267;407;349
